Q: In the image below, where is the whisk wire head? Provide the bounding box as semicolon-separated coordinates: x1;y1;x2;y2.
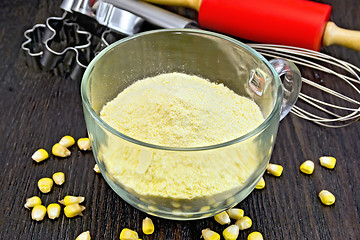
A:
249;44;360;128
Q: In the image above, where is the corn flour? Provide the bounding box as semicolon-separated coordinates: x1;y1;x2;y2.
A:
99;72;264;199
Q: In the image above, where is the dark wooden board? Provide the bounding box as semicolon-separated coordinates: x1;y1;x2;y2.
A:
0;0;359;239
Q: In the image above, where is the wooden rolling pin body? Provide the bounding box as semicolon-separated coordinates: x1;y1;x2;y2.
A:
145;0;360;51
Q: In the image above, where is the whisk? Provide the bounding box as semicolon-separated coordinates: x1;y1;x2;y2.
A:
248;44;360;128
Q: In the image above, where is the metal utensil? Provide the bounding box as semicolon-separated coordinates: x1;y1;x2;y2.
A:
248;44;360;127
101;0;197;28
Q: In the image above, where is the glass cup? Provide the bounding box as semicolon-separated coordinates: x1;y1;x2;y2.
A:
81;29;301;220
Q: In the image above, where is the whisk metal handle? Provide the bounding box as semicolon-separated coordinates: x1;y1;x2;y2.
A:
270;59;302;120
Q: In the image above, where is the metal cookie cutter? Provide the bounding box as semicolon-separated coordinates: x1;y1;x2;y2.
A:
91;0;148;53
22;12;92;80
21;0;197;80
21;0;150;79
94;0;198;49
22;24;47;71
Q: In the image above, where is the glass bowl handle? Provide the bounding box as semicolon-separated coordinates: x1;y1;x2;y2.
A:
270;59;302;120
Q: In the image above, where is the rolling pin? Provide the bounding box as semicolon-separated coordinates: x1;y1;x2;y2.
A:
144;0;360;51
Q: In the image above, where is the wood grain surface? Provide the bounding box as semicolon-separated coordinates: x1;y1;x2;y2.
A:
0;0;359;239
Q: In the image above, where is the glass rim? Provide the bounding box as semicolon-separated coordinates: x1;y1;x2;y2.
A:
81;28;283;151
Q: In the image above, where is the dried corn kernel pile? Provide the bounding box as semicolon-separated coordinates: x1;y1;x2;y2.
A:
26;130;339;239
26;135;92;239
202;208;263;240
119;217;156;240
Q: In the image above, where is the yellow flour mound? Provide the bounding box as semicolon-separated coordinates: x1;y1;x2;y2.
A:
99;72;264;199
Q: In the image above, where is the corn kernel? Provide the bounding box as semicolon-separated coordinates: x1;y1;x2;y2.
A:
235;216;252;230
148;205;159;211
59;135;75;148
78;138;91;151
223;225;239;240
226;197;235;205
319;156;336;169
300;160;314;174
266;163;283;177
119;228;139;240
226;208;244;220
31;205;46;221
32;149;49;163
201;228;220;240
47;203;61;219
38;178;54;193
255;177;265;189
76;231;91;240
93;164;101;173
214;211;231;225
200;205;211;212
248;231;264;240
142;217;154;235
59;195;85;205
52;172;65;185
319;190;335;206
24;196;42;209
64;204;85;218
52;143;71;157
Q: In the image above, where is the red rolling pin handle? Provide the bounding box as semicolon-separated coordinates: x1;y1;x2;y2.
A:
198;0;332;50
